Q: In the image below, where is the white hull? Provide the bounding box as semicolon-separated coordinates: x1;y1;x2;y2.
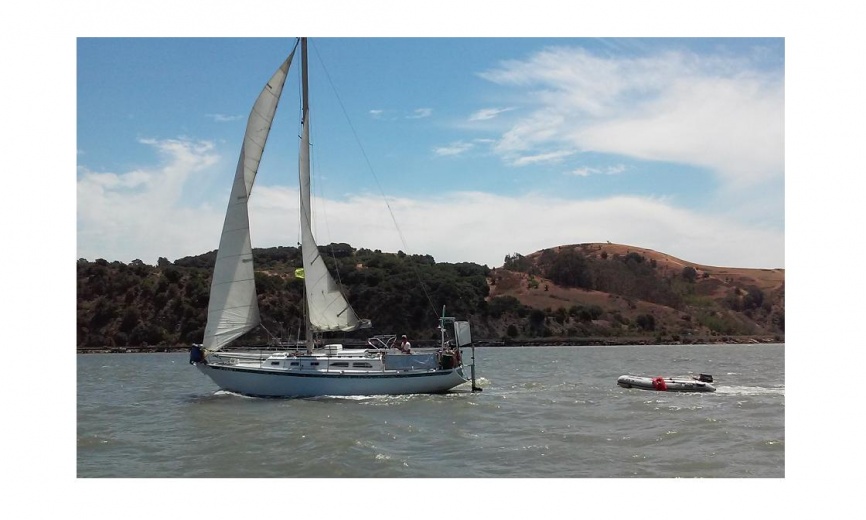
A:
196;360;468;398
617;374;716;393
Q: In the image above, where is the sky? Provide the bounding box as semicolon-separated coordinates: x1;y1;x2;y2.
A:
76;35;785;269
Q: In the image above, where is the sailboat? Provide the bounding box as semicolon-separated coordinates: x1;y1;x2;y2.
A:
189;38;477;398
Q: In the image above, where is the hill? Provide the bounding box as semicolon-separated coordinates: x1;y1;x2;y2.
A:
76;242;784;350
485;243;783;343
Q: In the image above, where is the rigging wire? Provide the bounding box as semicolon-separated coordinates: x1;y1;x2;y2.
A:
308;40;441;321
304;43;356;336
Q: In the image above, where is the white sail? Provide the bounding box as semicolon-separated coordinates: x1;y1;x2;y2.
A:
203;49;296;351
298;39;368;334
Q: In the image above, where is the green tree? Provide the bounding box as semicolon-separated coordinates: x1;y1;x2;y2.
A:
503;252;532;273
527;309;547;336
487;296;522;318
682;266;697;283
743;287;765;310
636;314;656;331
545;249;592;289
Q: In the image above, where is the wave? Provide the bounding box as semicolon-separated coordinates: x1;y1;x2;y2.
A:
715;385;784;396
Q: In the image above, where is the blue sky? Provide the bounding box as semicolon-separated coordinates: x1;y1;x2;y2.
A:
77;35;785;269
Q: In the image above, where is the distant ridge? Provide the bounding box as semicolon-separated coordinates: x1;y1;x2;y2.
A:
76;242;783;349
486;242;783;342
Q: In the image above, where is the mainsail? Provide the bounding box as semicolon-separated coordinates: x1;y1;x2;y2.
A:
298;39;369;335
203;48;296;351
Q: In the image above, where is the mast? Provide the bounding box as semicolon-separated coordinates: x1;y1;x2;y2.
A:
297;37;369;354
300;37;314;352
301;38;309;122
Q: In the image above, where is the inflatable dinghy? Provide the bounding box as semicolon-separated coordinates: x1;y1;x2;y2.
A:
617;374;716;392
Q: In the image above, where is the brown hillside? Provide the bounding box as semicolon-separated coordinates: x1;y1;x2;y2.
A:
569;243;784;295
486;243;784;341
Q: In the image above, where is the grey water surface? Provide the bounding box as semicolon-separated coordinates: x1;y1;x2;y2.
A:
77;343;784;478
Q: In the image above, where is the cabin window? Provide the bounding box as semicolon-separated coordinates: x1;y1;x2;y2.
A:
352;362;373;368
310;362;320;366
331;362;349;367
290;362;299;366
270;361;281;366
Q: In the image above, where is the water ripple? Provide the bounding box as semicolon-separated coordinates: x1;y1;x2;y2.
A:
77;344;784;478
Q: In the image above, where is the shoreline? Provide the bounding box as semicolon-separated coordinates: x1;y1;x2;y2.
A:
77;335;783;354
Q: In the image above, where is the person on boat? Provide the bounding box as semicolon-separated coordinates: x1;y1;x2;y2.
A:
398;335;412;354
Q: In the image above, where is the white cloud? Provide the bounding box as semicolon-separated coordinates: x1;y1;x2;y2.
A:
77;140;784;269
469;107;514;121
569;164;627;177
480;45;784;188
407;108;432;119
369;108;428;121
492;109;566;162
77;138;223;263
574;76;783;187
300;191;784;269
206;113;244;122
511;149;574;166
434;141;474;156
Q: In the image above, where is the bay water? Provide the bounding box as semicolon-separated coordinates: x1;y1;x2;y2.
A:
77;344;784;479
69;343;794;516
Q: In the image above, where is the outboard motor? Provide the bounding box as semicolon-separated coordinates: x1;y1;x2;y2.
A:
189;344;205;365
